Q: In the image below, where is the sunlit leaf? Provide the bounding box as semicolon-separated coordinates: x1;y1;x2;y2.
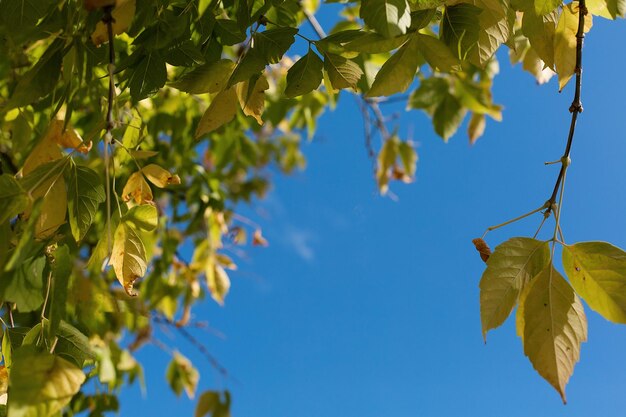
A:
166;352;199;399
285;50;324;98
91;0;136;46
195;88;239;137
479;238;550;341
324;53;363;90
67;163;105;242
236;74;270;125
517;265;587;403
360;0;412;38
554;2;593;91
142;164;181;188
366;35;420;97
110;222;147;296
563;242;626;323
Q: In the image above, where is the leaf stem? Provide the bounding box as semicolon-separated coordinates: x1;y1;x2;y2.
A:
482;204;548;239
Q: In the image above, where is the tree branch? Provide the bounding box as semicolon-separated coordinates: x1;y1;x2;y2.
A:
103;5;116;258
545;0;587;217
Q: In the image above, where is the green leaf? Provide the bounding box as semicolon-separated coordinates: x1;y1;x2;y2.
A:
323;53;363;90
49;245;72;338
67;163;105;242
195;391;220;417
4;40;63;110
285;50;324;98
0;256;46;313
479;238;550;341
166;352;199;399
433;92;464;140
517;265;587;403
214;19;246;45
124;204;158;232
360;0;412;38
8;346;85;417
170;60;236;94
54;321;96;368
440;3;481;61
473;0;514;66
407;77;449;111
366;35;420;97
128;51;167;102
563;242;626;323
0;174;28;225
253;27;298;64
416;33;460;72
344;32;410;53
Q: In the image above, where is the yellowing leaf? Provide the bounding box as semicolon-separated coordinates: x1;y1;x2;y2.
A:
142;164;181;188
204;254;230;305
166;352;199;399
468;113;486;144
46;119;91;153
91;0;136;46
252;229;269;247
479;238;550;341
563;242;626;323
9;346;86;417
236;74;269;125
195;88;238;138
518;265;587;403
554;2;592;91
122;171;153;205
110;222;147;296
22;125;68;238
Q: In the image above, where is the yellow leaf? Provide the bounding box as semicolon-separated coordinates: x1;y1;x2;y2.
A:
49;119;91;153
563;242;626;323
195;88;238;138
517;265;587;403
90;0;136;46
110;222;147;296
206;261;230;306
479;238;550;341
236;74;269;125
122;171;153;205
468;113;486;144
142;164;181;188
22;123;68;238
554;2;592;91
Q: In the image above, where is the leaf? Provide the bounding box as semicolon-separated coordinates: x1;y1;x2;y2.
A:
169;60;236;94
67;163;106;242
49;120;91;153
416;33;460;72
473;0;514;66
166;352;199;399
587;0;626;18
522;10;557;69
8;346;86;417
479;238;550;341
122;171;153;205
142;164;181;188
554;2;593;91
195;391;220;417
195;88;239;138
0;175;28;225
204;254;230;305
366;35;420;97
407;77;449;111
517;265;587;403
285;50;324;98
323;53;363;90
110;222;147;296
252;229;269;247
0;256;46;313
236;74;270;125
214;18;246;45
360;0;412;38
3;40;62;110
535;0;561;15
91;0;136;46
49;245;72;339
54;321;97;368
433;93;464;140
468;112;486;143
253;27;299;64
440;3;482;61
563;242;626;323
128;51;167;102
472;237;491;262
123;204;158;232
344;32;410;53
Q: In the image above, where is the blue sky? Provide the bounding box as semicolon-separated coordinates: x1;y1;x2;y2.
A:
120;11;626;417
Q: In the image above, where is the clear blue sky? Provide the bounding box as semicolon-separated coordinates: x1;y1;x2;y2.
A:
120;11;626;417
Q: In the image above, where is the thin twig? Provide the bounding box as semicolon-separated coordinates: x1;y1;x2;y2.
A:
544;0;587;218
103;5;116;260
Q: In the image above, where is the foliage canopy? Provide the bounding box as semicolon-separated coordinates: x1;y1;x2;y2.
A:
0;0;624;414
